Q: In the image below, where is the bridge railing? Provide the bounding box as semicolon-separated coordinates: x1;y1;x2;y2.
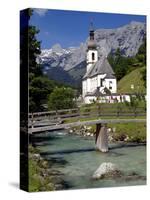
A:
28;118;146;134
28;105;146;128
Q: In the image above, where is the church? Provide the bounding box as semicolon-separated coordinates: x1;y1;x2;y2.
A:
82;24;117;104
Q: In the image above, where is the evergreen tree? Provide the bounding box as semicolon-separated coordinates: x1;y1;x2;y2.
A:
25;9;57;112
135;37;146;87
108;38;146;85
136;37;146;66
108;48;130;80
28;25;42;77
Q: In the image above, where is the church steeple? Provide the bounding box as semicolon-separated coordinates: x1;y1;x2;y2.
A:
89;21;94;40
86;21;98;72
87;21;96;49
82;21;117;102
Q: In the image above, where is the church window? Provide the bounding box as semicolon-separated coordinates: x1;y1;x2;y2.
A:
92;52;95;61
100;79;104;87
109;81;112;90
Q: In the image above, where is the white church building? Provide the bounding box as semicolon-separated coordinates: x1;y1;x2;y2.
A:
82;25;117;104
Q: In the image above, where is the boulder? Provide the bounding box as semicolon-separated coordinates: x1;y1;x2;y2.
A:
87;126;92;130
32;153;42;161
107;128;112;133
124;135;130;142
108;135;113;142
69;129;73;134
92;162;122;179
41;160;48;168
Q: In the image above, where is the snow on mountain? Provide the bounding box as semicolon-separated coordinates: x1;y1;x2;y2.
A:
39;21;145;72
38;21;146;86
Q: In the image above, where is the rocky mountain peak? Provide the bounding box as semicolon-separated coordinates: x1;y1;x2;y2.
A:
38;21;146;86
51;43;64;53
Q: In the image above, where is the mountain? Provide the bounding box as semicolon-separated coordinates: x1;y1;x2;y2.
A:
38;21;146;87
46;67;76;86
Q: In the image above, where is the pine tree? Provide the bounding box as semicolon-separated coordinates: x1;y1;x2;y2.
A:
21;9;56;112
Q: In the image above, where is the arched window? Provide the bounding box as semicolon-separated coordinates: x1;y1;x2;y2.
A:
92;52;95;61
100;78;104;87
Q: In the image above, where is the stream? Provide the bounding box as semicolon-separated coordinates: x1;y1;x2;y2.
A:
31;130;146;190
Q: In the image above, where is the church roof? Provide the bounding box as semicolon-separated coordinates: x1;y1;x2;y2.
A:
83;57;116;79
85;87;112;97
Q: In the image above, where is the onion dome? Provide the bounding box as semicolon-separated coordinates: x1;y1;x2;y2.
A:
87;38;96;49
87;22;97;49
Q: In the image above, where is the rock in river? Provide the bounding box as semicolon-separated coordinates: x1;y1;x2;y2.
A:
92;162;122;179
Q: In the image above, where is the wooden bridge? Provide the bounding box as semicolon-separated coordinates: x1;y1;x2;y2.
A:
28;107;146;152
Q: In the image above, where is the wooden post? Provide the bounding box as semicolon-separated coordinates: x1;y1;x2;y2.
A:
31;113;34;129
95;123;108;152
30;113;34;134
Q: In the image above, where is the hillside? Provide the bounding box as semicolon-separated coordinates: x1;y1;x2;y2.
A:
46;67;75;86
117;67;146;94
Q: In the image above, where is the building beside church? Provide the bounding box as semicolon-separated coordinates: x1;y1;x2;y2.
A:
82;24;117;104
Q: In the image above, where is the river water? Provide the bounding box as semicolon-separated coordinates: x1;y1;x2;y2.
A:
31;130;146;190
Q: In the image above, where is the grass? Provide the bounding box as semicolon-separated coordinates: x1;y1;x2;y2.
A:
108;122;146;143
29;158;42;192
117;67;146;94
79;102;146;115
68;120;146;143
63;103;146;124
28;145;55;192
64;116;145;124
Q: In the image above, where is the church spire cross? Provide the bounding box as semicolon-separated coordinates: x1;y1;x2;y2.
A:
89;19;95;41
90;19;94;31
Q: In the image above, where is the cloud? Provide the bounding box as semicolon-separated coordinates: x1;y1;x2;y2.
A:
34;8;48;16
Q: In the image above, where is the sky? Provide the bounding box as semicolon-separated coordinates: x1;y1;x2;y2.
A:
29;8;146;49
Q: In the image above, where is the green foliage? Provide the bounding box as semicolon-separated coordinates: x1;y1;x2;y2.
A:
108;39;146;97
29;158;41;192
27;11;73;112
28;25;42;76
124;94;146;116
136;37;146;66
108;38;146;83
108;48;132;80
29;76;56;112
141;67;146;88
28;145;55;192
110;122;146;143
124;95;139;111
136;37;146;87
26;11;44;112
48;87;76;110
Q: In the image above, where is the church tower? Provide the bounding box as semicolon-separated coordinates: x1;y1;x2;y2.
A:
86;22;98;72
82;22;117;103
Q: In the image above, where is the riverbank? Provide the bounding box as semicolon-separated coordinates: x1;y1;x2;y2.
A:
68;122;146;143
29;145;68;192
